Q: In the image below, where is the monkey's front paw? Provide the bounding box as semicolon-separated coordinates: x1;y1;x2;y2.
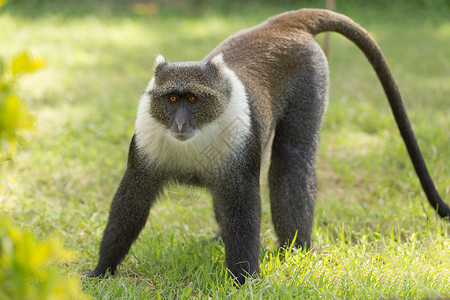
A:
84;271;102;278
83;271;97;278
83;270;110;278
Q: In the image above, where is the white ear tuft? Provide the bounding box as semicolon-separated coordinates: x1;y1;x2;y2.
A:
209;53;226;72
154;55;167;70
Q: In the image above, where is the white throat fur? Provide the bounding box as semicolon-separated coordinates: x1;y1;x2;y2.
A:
134;60;251;172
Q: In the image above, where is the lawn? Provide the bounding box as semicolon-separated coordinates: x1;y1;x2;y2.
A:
1;0;449;299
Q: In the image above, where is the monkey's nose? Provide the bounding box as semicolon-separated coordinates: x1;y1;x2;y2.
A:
174;108;188;132
176;120;185;132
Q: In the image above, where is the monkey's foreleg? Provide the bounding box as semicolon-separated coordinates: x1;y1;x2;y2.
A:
87;166;162;277
87;136;164;277
211;175;261;285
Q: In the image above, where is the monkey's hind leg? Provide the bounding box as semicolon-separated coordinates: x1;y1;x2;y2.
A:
269;71;327;249
269;125;317;249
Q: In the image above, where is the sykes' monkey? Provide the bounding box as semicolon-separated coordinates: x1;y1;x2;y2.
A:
87;9;449;284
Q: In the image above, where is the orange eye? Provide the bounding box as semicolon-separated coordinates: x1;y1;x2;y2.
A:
169;96;177;102
188;96;196;102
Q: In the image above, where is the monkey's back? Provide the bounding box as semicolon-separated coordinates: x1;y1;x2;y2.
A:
204;9;329;147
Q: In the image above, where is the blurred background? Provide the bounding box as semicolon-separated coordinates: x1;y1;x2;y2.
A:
0;0;449;298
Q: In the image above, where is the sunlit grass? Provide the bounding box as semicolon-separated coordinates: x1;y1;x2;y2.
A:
1;0;449;298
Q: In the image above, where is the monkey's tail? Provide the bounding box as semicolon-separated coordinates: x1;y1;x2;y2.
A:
297;9;449;219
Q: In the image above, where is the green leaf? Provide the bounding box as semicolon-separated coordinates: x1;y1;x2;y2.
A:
10;52;45;77
0;93;35;132
0;0;8;10
0;217;91;299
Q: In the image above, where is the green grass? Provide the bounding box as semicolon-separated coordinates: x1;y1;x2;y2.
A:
1;0;449;298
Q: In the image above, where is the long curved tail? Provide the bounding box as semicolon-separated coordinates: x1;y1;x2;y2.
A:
293;9;449;218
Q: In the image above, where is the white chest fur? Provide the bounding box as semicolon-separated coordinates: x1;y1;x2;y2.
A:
134;64;251;173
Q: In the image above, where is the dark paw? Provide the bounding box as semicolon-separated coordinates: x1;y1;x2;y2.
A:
83;269;111;278
83;271;97;278
228;265;259;287
231;272;259;287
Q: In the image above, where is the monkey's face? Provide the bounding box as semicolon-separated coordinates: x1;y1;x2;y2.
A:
153;93;201;141
148;56;231;142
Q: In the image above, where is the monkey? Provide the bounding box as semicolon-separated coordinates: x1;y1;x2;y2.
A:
86;9;449;285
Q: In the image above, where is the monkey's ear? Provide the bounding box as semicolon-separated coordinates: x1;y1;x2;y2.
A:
206;53;226;75
154;55;168;74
